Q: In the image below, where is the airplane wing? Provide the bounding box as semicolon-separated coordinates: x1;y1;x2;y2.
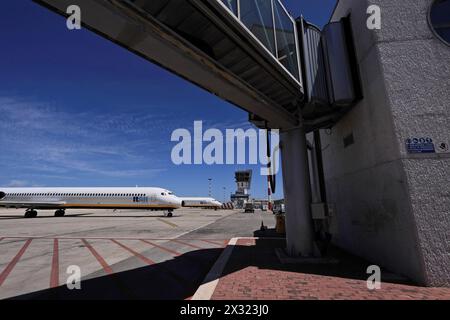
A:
0;201;66;208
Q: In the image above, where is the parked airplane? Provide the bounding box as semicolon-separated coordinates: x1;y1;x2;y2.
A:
180;197;222;209
0;187;182;218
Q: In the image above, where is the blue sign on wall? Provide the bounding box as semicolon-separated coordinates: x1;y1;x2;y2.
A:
405;138;436;154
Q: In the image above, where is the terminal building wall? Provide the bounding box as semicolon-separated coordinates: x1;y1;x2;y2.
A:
321;0;450;286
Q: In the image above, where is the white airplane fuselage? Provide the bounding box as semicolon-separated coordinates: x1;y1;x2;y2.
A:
180;197;222;208
0;187;182;217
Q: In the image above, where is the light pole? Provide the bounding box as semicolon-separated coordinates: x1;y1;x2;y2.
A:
223;187;226;203
208;178;212;197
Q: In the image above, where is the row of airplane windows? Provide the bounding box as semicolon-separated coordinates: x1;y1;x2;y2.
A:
7;193;146;197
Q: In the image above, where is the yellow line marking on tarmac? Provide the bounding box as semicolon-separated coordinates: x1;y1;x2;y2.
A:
157;218;178;228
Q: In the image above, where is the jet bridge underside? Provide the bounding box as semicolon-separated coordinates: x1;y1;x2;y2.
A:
36;0;305;129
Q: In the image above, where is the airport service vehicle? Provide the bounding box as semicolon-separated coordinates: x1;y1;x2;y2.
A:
180;197;222;209
0;187;182;218
272;203;285;214
244;203;255;213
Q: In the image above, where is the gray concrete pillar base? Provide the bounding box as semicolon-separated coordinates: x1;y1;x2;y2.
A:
280;125;316;257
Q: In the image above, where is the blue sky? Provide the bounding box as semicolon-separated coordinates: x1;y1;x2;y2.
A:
0;0;336;200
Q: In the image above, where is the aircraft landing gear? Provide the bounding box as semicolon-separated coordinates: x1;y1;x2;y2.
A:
166;210;173;218
55;209;65;217
24;209;38;218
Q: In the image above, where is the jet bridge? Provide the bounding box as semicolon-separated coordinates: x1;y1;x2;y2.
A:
36;0;362;257
37;0;306;129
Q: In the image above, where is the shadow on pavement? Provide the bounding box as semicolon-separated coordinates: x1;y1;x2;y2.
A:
10;247;223;300
248;229;413;285
8;230;414;300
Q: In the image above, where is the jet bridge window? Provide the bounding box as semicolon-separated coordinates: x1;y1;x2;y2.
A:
222;0;301;81
429;0;450;45
273;1;299;80
240;0;276;55
221;0;238;16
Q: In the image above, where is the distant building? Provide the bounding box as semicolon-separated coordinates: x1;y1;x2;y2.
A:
251;199;269;210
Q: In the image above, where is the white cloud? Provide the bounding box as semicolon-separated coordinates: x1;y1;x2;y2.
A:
0;96;169;182
6;180;30;187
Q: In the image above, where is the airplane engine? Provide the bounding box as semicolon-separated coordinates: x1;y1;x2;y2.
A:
0;191;6;200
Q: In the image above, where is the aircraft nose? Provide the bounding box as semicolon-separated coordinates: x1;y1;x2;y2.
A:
171;196;182;208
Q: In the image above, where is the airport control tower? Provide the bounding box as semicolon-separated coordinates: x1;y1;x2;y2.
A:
231;170;252;209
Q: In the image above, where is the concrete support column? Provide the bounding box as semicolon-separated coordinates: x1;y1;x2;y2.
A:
280;125;315;257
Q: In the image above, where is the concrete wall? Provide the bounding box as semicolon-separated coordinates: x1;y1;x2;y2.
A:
321;0;450;286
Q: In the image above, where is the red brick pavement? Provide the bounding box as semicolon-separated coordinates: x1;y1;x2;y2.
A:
211;238;450;300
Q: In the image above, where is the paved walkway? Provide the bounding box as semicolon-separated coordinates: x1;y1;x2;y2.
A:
199;238;450;300
0;236;227;299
